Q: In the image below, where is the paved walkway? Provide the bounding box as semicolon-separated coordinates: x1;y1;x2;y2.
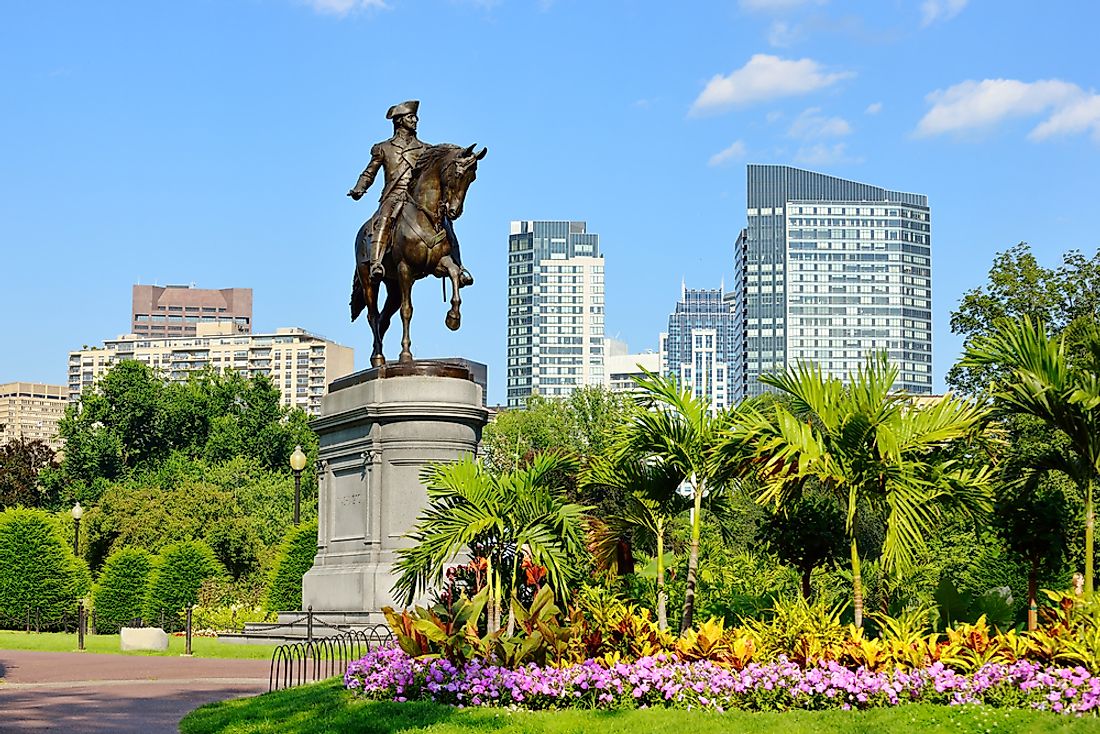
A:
0;650;270;733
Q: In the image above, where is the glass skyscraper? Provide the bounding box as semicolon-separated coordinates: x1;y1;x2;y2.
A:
660;285;737;413
733;165;932;399
506;220;605;408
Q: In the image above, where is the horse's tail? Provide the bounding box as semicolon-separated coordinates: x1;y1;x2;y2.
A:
350;270;366;322
351;221;371;322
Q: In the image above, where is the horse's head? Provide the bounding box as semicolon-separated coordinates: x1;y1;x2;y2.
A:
440;144;487;221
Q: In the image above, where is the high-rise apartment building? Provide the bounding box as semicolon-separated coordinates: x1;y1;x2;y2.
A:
733;165;932;399
506;221;605;408
68;323;353;415
0;382;68;451
131;284;253;338
660;285;738;413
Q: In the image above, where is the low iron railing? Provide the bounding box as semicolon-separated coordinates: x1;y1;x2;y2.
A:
269;624;393;692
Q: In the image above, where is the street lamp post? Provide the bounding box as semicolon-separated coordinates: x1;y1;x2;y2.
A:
290;445;307;526
71;502;84;557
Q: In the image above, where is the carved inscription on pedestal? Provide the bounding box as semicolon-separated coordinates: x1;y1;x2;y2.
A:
331;467;367;542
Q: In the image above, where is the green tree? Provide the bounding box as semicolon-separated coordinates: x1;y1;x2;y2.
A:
0;438;59;510
582;455;686;630
58;363;319;490
0;507;91;628
948;243;1100;395
394;452;588;633
265;521;318;613
93;547;155;633
143;540;225;629
480;387;632;476
756;490;848;600
963;316;1100;597
724;354;993;627
617;369;744;633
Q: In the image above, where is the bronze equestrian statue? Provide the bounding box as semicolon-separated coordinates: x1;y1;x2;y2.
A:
348;100;486;367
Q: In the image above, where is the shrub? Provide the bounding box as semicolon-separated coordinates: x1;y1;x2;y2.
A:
0;507;91;629
190;577;274;632
206;517;262;581
92;547;155;633
142;540;224;629
265;521;317;613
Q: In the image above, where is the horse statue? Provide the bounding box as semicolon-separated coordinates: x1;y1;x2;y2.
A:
350;143;487;367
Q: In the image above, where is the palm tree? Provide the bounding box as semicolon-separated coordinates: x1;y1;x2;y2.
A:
582;455;686;630
392;451;589;632
963;316;1100;597
720;353;992;627
617;369;748;633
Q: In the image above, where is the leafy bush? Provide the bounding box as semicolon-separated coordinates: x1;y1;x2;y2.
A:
92;547;155;633
0;507;90;629
206;517;262;581
142;540;224;629
265;521;317;613
190;577;273;632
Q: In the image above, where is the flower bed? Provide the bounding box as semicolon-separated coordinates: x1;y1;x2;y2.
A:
345;646;1100;715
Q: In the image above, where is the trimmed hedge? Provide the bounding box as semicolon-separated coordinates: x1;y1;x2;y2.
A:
265;521;318;613
93;547;156;633
143;540;225;630
0;507;91;629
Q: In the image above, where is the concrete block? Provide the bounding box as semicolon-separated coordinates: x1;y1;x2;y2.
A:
120;626;169;651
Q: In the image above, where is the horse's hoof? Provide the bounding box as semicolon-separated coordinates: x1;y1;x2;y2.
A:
371;354;385;368
445;312;461;331
398;352;414;364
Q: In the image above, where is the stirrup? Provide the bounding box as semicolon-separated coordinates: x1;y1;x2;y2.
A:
459;268;474;287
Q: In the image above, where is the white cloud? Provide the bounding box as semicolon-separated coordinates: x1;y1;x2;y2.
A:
865;101;883;115
794;142;859;166
708;141;748;167
304;0;386;15
741;0;825;11
916;78;1082;137
690;54;853;115
920;0;968;26
788;107;851;139
767;20;801;47
1030;95;1100;141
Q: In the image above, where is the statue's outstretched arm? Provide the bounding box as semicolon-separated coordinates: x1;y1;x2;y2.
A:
348;143;384;199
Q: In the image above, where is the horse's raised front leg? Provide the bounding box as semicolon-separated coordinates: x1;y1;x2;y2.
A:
398;263;415;363
440;255;462;331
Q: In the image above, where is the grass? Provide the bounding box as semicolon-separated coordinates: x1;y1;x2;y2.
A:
0;631;277;659
180;679;1100;734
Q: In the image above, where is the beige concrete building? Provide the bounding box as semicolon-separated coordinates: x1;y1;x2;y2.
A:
131;284;253;338
0;382;68;451
604;338;661;395
68;323;354;415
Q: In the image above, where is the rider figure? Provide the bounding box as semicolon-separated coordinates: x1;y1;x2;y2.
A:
348;100;471;285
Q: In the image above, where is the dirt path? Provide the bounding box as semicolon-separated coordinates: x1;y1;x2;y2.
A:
0;650;270;733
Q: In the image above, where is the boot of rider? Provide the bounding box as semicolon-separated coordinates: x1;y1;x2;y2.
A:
370;220;389;283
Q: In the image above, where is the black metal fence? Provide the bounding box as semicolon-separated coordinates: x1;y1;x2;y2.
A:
1;604;194;653
269;624;393;692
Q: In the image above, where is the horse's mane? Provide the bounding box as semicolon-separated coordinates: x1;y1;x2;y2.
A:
412;144;462;179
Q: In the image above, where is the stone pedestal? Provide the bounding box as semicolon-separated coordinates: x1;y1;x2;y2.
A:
301;360;487;621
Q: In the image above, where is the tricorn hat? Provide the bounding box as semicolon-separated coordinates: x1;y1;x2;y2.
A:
386;100;420;119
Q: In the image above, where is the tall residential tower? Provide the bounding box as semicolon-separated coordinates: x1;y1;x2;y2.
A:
733;165;933;399
660;285;738;414
506;221;605;408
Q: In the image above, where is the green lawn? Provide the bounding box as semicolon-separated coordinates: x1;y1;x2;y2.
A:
0;631;276;659
180;679;1100;734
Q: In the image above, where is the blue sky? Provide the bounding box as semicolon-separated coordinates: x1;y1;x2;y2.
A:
3;0;1099;405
